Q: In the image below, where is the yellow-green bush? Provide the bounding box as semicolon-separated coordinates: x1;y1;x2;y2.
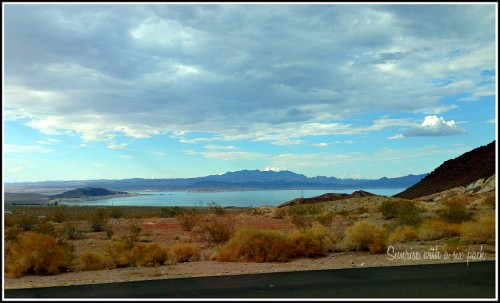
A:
214;227;292;262
6;232;71;278
388;225;418;244
344;221;388;254
417;218;461;241
131;242;169;266
202;217;235;245
460;215;495;245
288;224;333;258
75;250;110;271
168;243;201;263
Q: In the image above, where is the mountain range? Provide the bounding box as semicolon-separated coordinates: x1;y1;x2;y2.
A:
5;170;427;192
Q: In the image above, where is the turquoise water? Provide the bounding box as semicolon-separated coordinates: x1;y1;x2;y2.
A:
59;188;405;208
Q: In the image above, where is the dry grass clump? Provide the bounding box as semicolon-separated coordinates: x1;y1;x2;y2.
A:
388;225;418;244
5;232;71;278
417;218;461;241
178;213;202;231
342;221;388;254
437;199;473;224
214;227;291;262
131;242;169;266
214;224;335;263
202;216;235;245
168;243;201;263
443;237;465;254
460;215;495;245
74;250;110;271
288;224;333;258
103;240;169;268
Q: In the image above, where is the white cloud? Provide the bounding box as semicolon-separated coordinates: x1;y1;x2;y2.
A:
184;150;269;160
107;142;127;149
312;143;329;147
405;115;466;137
388;134;405;140
204;145;237;150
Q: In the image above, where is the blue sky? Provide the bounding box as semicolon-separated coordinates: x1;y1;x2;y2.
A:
3;3;497;182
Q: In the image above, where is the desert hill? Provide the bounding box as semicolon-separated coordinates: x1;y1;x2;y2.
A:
394;140;496;200
277;190;377;208
49;187;129;199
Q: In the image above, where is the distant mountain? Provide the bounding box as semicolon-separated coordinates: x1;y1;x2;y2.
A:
277;190;377;208
394;141;496;200
6;170;428;193
50;187;129;199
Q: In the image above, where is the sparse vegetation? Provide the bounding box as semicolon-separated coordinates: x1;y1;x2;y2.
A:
89;208;109;232
380;199;422;226
168;243;201;263
460;215;495;244
343;221;388;254
437;199;473;224
6;232;71;278
417;218;461;241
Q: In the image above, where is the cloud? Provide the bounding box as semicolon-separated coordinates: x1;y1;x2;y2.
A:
204;144;237;150
264;166;281;172
4;4;495;143
184;149;269;160
388;134;405;140
404;115;466;137
107;142;128;149
4;144;53;153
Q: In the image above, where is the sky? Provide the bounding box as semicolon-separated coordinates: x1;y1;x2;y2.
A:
2;3;497;183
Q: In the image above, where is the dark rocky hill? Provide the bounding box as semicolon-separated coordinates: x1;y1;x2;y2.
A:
50;187;128;199
394;140;496;200
277;190;377;208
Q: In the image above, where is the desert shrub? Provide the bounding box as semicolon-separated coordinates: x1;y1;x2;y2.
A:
109;207;123;219
357;206;369;214
214;227;292;262
6;232;71;278
104;240;135;268
51;207;68;223
89;208;109;232
18;213;38;231
34;220;56;236
388;225;418;244
272;207;287;219
106;228;114;239
443;236;465;254
380;200;421;226
288;204;322;229
128;222;142;242
75;250;110;271
437;200;473;224
178;213;201;231
460;215;495;244
208;202;225;216
131;242;169;267
316;211;334;227
161;206;182;218
336;209;350;217
4;226;22;241
61;222;84;240
343;221;388;254
288;224;333;258
417;218;461;241
168;243;201;263
202;217;235;245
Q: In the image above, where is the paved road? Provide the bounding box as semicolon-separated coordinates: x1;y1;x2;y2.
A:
4;261;496;299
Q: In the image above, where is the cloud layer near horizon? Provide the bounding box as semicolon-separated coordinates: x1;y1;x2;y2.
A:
4;4;495;143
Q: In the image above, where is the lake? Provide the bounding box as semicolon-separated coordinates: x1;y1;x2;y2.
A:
59;188;405;208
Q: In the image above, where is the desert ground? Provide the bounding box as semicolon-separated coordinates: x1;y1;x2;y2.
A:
3;190;496;290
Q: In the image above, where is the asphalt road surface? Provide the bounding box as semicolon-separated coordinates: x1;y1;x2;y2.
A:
4;261;496;299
